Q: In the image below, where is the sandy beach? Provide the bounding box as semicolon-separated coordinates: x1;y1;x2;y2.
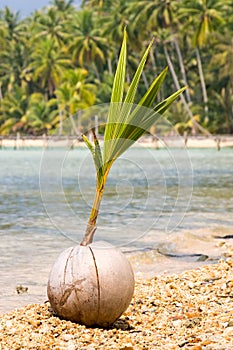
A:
1;135;233;149
1;259;233;349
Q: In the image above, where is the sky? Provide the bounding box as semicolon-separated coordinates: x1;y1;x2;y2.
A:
0;0;81;18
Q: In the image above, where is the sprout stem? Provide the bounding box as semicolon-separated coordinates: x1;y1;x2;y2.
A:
80;187;104;246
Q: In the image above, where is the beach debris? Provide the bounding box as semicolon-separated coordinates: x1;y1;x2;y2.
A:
15;285;28;294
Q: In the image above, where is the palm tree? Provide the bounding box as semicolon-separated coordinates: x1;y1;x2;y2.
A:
28;38;72;98
21;93;59;135
0;86;28;134
100;0;138;80
50;0;75;12
128;0;192;103
55;68;96;134
209;89;233;133
155;29;209;135
0;7;30;93
210;33;233;88
101;0;133;45
209;31;233;133
0;7;22;41
30;5;72;47
0;0;233;136
179;0;229;118
81;0;111;13
68;10;108;78
126;0;198;131
0;13;7;48
95;71;114;104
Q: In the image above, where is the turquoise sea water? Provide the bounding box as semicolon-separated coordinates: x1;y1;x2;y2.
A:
0;147;232;312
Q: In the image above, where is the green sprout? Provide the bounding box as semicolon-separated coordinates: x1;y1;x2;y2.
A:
81;30;185;246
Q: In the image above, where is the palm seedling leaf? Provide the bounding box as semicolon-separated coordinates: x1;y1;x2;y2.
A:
83;30;185;191
104;29;127;144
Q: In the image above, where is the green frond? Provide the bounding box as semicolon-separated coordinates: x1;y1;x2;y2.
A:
83;131;104;187
153;87;186;114
93;130;103;186
103;28;127;154
124;39;154;106
138;67;168;108
82;133;94;155
83;30;184;192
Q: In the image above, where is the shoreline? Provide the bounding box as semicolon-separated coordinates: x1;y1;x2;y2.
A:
1;226;233;316
1;259;233;349
1;134;233;149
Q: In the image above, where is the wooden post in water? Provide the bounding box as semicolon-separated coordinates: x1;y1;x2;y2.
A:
14;132;21;150
43;134;47;149
95;115;99;138
215;136;221;151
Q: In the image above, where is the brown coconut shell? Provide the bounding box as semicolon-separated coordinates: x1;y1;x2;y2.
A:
47;241;134;327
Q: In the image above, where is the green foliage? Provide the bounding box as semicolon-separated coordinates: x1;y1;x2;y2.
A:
82;31;184;191
0;0;232;135
21;93;59;135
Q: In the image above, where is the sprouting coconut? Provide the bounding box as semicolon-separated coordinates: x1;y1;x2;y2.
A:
47;30;185;327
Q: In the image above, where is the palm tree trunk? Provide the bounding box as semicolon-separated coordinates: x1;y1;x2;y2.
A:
164;44;210;135
149;49;157;74
142;71;149;90
93;63;101;81
173;36;191;103
149;50;162;101
56;95;63;135
195;47;208;117
0;84;3;101
58;109;63;136
107;56;113;75
226;86;233;133
136;56;149;89
69;113;79;135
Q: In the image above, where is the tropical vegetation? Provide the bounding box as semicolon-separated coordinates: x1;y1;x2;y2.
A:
0;0;232;136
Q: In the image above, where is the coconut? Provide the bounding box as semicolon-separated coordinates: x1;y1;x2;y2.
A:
47;31;183;327
47;241;135;327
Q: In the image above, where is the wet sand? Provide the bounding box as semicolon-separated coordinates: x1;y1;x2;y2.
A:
1;227;233;315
